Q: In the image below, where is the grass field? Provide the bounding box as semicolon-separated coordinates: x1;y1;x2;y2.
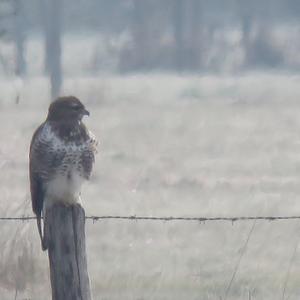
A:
1;73;300;299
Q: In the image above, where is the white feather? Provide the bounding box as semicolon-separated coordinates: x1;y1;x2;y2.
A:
39;123;96;210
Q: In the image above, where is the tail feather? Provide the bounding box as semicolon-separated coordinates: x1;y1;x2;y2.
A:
37;216;47;251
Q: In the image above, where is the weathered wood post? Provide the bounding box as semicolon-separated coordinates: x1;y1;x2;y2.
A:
44;203;92;300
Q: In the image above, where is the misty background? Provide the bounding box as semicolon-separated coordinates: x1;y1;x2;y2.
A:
1;1;300;300
1;0;300;93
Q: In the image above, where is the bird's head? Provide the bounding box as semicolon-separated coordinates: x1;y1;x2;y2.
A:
47;96;90;123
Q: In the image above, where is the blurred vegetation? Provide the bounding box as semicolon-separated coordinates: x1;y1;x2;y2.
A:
2;0;300;75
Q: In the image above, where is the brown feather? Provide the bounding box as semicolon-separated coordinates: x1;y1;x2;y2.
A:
29;97;96;251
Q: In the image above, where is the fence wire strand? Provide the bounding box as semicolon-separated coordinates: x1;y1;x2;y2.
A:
1;213;298;298
1;215;300;222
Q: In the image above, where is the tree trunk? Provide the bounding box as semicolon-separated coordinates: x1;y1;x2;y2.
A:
173;0;185;72
190;0;202;70
41;0;63;99
13;0;26;76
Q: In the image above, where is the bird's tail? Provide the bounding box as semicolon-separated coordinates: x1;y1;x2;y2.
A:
37;216;47;251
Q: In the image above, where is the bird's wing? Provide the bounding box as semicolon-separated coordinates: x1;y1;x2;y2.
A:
30;123;66;251
29;123;65;217
29;124;46;218
29;123;66;250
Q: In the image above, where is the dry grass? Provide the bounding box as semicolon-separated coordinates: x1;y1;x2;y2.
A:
1;73;300;299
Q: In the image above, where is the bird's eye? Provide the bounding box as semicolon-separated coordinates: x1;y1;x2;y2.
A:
72;105;81;110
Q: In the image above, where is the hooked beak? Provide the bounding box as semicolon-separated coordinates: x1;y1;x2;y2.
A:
83;108;90;116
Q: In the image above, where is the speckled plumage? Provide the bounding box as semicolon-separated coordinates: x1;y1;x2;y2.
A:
29;96;97;250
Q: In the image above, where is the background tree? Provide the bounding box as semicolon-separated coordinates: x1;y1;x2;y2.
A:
13;0;26;77
41;0;62;99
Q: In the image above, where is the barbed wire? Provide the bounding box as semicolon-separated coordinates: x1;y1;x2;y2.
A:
1;214;298;298
1;215;300;222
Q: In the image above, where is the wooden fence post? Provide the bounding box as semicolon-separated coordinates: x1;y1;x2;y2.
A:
44;203;92;300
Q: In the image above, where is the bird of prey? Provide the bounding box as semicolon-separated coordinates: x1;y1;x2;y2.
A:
29;96;97;250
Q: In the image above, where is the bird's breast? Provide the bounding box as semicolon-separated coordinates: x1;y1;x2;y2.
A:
38;123;96;208
45;168;85;207
59;151;84;177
